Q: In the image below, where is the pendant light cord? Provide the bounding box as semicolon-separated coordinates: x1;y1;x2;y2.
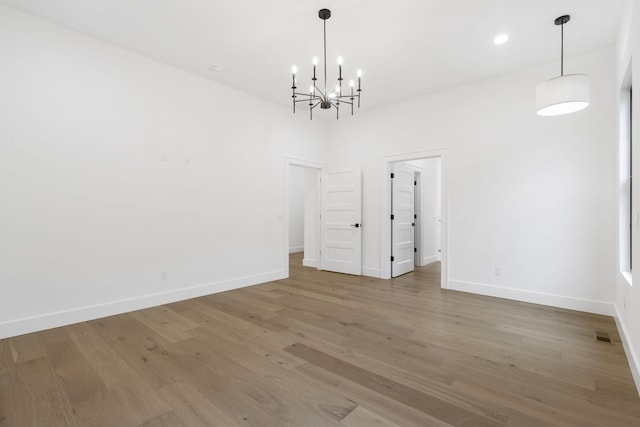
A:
560;21;564;76
323;18;327;98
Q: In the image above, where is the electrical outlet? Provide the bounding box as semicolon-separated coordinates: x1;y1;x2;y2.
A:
161;271;167;281
162;152;169;162
494;266;503;277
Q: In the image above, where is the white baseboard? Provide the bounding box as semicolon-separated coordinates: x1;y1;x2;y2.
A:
614;305;640;397
363;266;383;278
448;279;616;316
422;254;441;266
289;246;304;253
303;258;317;268
0;270;286;340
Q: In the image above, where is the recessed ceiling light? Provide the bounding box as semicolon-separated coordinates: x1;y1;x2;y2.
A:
493;34;509;45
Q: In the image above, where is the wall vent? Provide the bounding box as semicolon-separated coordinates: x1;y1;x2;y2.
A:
595;331;612;343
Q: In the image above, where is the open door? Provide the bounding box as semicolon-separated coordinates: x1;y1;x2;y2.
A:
391;163;415;277
320;167;362;275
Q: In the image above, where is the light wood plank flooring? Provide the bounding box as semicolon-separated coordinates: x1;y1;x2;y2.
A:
1;253;639;426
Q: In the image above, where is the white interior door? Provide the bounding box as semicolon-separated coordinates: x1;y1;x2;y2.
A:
392;163;415;277
320;167;362;275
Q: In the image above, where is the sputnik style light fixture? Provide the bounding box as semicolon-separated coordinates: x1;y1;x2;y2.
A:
536;15;590;116
291;9;362;120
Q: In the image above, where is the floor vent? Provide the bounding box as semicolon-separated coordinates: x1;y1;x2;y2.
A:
595;331;612;343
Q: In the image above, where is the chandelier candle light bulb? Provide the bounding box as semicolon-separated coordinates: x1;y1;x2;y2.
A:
312;57;318;80
291;8;362;119
357;70;362;107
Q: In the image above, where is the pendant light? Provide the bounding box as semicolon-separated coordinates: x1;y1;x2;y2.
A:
536;15;590;116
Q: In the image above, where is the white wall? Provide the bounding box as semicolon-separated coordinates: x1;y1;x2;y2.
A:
289;165;305;253
0;5;627;365
616;0;640;394
420;157;441;264
0;5;327;338
327;48;618;316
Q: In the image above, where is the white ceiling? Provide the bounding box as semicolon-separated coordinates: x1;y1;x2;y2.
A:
0;0;627;115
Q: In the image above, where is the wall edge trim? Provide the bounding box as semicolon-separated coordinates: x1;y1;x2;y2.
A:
0;270;286;339
448;279;616;316
614;304;640;397
363;267;383;278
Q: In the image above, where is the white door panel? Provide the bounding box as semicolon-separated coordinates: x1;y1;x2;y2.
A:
320;168;362;275
392;164;415;277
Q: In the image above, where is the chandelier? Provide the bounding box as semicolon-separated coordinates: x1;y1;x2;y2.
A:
291;8;362;120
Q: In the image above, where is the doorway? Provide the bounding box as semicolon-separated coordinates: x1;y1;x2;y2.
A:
383;150;447;287
285;159;363;278
284;159;324;277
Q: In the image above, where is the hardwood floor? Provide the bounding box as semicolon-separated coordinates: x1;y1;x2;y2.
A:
1;253;639;426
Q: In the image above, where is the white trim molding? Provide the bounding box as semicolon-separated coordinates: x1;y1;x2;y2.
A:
0;270;286;340
303;258;317;268
615;305;640;397
422;254;441;265
363;266;383;278
448;279;616;316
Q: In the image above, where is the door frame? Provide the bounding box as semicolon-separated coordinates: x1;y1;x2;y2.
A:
381;149;448;289
410;168;423;267
284;158;326;278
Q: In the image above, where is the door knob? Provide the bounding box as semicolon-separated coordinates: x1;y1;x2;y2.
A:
350;223;360;228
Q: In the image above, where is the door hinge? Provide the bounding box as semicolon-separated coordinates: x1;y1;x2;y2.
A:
412;222;415;227
414;248;417;253
390;256;394;262
390;173;395;179
390;214;395;220
414;180;417;185
414;214;417;219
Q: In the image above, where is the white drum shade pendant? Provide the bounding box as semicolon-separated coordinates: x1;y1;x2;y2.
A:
536;15;590;116
536;74;590;116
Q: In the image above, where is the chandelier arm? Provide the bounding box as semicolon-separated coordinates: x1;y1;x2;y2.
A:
314;86;327;99
336;94;353;102
294;97;316;104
